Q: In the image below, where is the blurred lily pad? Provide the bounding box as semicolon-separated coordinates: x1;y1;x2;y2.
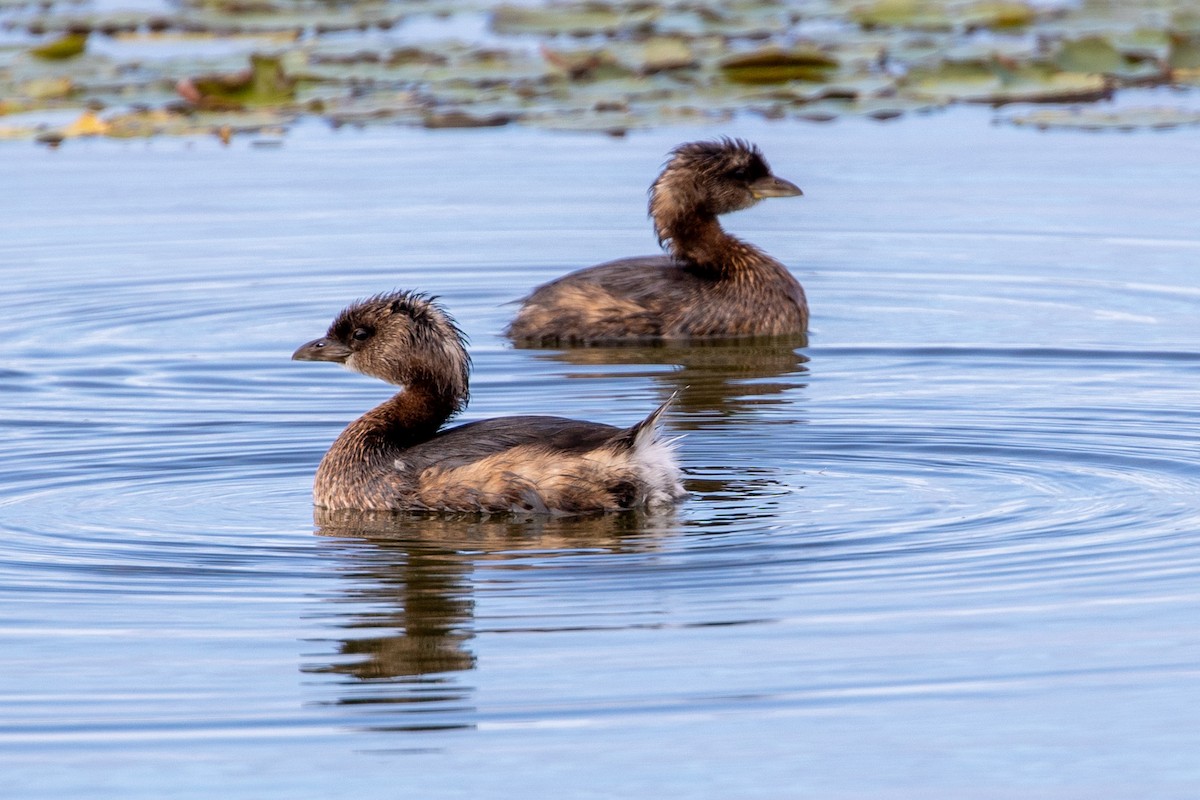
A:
852;0;1036;31
1108;28;1172;63
617;37;696;74
422;109;513;128
18;76;75;100
1171;8;1200;35
176;53;296;110
903;58;1002;99
719;46;839;84
541;45;629;80
1055;36;1124;73
904;58;1110;103
61;108;108;136
1;0;1198;141
852;0;953;30
985;68;1111;104
1054;35;1164;80
1007;106;1200;130
961;1;1037;29
116;107;295;137
175;1;409;34
491;3;658;36
30;32;87;60
1169;33;1200;71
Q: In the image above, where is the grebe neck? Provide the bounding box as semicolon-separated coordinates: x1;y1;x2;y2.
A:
331;383;458;458
657;210;766;280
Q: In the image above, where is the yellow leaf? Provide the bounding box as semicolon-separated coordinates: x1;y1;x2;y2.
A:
62;110;110;137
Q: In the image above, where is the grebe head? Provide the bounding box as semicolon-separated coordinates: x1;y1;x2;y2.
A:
292;290;470;410
649;138;801;232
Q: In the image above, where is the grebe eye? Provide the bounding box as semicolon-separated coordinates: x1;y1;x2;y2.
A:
729;168;748;181
352;328;372;341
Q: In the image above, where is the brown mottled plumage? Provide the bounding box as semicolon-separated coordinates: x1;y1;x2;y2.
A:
505;138;807;345
292;291;685;514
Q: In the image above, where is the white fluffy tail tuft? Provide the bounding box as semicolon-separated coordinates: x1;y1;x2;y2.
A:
629;392;687;507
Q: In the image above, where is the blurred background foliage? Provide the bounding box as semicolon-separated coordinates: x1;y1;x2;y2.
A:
2;0;1199;142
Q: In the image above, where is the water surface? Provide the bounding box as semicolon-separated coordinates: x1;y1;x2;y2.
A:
2;112;1199;798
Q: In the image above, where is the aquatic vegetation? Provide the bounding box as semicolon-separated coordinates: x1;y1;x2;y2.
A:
0;0;1197;142
28;31;88;60
1006;105;1200;130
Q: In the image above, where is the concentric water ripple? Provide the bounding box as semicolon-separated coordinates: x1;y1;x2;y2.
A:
3;119;1200;797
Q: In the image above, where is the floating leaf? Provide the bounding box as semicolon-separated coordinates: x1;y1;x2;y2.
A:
61;109;110;137
322;95;426;127
105;108;195;138
0;101;29;118
852;0;1036;31
851;0;953;30
386;47;450;68
720;46;839;84
905;58;1111;103
1168;33;1200;70
541;45;627;80
491;4;658;36
0;0;1195;138
962;1;1037;29
1171;8;1200;35
422;109;513;129
1055;36;1124;73
655;3;792;40
1007;106;1200;130
1054;35;1164;80
623;37;696;74
1110;28;1171;62
30;32;87;60
19;76;75;100
177;53;296;110
903;58;1003;100
992;68;1111;103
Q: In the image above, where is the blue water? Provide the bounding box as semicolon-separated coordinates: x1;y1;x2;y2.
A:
2;111;1199;798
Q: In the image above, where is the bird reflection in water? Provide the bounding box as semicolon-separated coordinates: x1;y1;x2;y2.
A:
524;335;809;431
307;507;676;731
513;336;810;517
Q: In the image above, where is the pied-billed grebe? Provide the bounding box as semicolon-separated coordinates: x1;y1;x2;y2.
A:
505;138;806;345
292;291;685;514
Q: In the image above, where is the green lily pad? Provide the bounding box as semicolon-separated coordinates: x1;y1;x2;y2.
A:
852;0;1038;31
1111;28;1172;62
1055;36;1124;73
1007;106;1200;130
655;3;792;40
1054;35;1165;80
989;65;1112;104
30;32;87;60
540;46;629;80
962;1;1037;30
1171;8;1200;35
1169;33;1200;70
852;0;953;30
174;1;408;35
1;0;1197;139
491;4;659;36
18;76;75;100
618;37;697;74
719;45;839;84
177;53;296;109
422;109;513;129
905;57;1111;103
903;58;1002;100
